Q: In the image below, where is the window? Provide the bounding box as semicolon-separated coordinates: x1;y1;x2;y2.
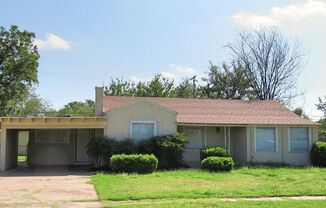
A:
130;121;156;141
255;127;277;152
35;129;70;144
289;128;309;152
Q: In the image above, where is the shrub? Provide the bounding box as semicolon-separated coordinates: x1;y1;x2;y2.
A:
138;133;187;169
87;136;116;168
113;138;137;154
200;146;230;161
110;154;158;173
311;141;326;167
201;156;234;171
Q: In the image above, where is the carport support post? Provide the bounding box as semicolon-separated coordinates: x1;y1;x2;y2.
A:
0;127;7;171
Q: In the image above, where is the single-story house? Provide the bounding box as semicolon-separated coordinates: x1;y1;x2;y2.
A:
0;87;319;171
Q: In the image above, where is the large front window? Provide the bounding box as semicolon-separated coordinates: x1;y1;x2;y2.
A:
255;127;276;152
130;121;156;141
289;128;309;152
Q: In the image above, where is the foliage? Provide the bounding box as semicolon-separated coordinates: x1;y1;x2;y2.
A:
92;167;326;201
200;146;230;161
105;74;176;97
13;88;56;117
113;138;137;154
201;156;234;171
202;62;254;100
138;133;188;169
316;96;326;118
110;154;158;173
87;136;116;168
57;99;95;117
311;141;326;167
0;25;39;116
226;28;304;105
292;107;309;119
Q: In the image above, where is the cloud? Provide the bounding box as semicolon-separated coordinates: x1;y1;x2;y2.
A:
160;71;176;79
34;33;70;50
232;0;326;29
168;64;196;75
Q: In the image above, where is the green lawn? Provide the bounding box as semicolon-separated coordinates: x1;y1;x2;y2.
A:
103;199;326;208
17;155;27;162
91;167;326;201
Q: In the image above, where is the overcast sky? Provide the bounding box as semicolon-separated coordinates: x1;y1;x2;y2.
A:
1;0;325;119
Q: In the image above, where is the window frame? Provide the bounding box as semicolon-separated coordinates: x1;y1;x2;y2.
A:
129;120;157;140
288;127;311;153
254;127;278;153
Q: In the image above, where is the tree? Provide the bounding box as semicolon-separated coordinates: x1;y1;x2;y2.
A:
0;25;39;115
226;28;304;104
104;74;176;97
202;62;254;99
292;107;309;119
316;97;326;138
104;78;135;96
57;99;95;117
144;74;175;97
14;89;56;117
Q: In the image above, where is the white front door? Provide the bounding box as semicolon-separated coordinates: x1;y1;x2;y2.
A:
76;129;90;163
185;127;204;149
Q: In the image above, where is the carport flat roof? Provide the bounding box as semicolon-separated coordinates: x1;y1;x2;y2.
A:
0;117;107;129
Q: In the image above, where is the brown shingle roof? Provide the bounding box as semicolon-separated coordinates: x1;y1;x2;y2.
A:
103;96;318;126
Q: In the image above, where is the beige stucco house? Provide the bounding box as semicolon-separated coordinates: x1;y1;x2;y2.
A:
0;87;319;171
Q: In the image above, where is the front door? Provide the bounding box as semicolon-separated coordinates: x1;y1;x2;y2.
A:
184;127;204;149
76;129;90;163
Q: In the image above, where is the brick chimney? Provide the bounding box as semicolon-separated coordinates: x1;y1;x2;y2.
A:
95;86;104;116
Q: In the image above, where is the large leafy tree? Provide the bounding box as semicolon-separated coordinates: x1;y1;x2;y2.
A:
105;74;176;97
226;28;304;104
202;62;254;99
0;25;39;115
57;99;95;117
14;88;56;117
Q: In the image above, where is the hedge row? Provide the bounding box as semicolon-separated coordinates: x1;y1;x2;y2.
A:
201;156;234;171
110;154;158;173
311;141;326;167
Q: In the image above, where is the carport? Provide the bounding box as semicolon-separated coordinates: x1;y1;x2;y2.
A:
0;117;106;171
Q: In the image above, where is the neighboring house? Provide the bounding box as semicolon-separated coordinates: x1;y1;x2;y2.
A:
0;87;319;171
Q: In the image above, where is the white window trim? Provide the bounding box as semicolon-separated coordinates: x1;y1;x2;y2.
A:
129;120;157;139
254;127;278;153
288;127;311;153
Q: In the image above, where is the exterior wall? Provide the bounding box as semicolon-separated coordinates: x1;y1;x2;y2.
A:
247;126;318;165
230;127;247;164
106;101;177;139
5;130;18;170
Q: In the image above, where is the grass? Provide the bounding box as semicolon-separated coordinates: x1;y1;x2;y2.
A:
103;199;326;208
91;167;326;201
17;155;27;162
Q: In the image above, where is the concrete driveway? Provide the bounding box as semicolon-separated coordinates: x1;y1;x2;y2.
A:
0;166;101;208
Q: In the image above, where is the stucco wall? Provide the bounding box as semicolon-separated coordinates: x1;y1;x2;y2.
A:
5;130;18;170
106;101;177;139
247;126;318;165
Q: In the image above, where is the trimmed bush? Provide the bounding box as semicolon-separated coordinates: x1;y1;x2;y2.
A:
201;156;234;171
200;146;230;161
311;141;326;167
110;154;158;173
